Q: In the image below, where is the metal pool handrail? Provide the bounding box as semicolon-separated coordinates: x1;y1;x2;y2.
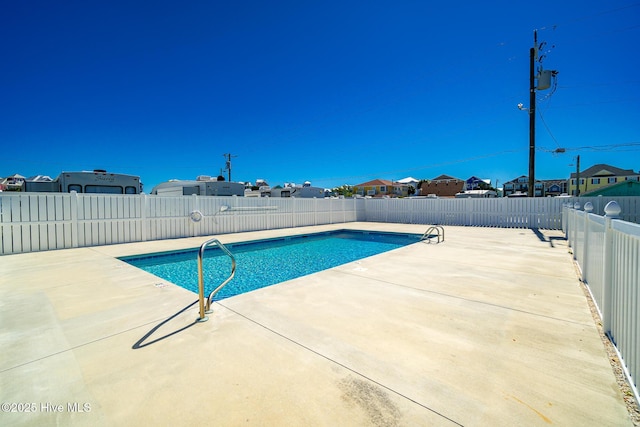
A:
197;238;236;322
421;226;445;243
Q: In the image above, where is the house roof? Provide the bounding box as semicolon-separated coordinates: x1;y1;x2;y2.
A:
503;175;528;184
465;176;490;183
420;179;465;198
543;179;566;186
432;174;461;181
355;179;393;187
26;175;54;182
396;177;419;184
581;180;640;197
570;164;637;179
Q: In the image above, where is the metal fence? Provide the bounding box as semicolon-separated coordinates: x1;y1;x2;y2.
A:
564;201;639;400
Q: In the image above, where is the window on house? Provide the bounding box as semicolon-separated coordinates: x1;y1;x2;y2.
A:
379;186;386;192
608;177;616;184
591;178;600;185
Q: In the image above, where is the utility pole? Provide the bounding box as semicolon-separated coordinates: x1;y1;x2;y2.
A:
223;153;237;182
528;32;537;197
522;30;557;197
575;155;580;196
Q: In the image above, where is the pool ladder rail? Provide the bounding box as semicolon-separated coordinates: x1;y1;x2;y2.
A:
421;226;445;243
197;238;236;323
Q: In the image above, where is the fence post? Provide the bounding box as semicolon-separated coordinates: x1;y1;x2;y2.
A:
582;202;593;282
70;191;79;248
567;203;573;247
141;194;148;242
570;202;580;258
602;200;621;334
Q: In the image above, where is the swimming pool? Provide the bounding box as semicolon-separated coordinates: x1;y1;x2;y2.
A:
120;230;421;301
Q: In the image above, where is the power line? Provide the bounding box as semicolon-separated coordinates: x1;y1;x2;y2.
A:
558;80;640;89
537;110;561;148
538;142;640;153
537;2;640;31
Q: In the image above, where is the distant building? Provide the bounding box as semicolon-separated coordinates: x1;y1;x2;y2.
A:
0;174;26;191
26;175;54;182
353;179;410;197
569;164;640;196
464;176;491;191
396;177;420;192
455;189;497;198
542;179;568;197
418;175;465;198
503;175;543;197
503;175;568;197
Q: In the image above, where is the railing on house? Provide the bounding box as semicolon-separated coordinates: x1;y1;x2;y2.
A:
564;201;639;403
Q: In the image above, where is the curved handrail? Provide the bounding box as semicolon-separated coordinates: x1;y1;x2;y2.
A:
421;225;445;243
197;238;236;322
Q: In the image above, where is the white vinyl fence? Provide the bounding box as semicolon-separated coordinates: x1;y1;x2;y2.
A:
564;201;639;401
363;196;639;228
0;193;363;255
2;193;638;256
364;197;567;228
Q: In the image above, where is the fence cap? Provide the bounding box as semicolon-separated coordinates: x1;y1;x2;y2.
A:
604;200;621;218
583;202;594;212
573;202;581;210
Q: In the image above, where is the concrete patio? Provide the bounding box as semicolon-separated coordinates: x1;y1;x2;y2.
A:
0;223;633;426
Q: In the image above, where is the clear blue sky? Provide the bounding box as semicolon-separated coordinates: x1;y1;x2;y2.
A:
2;1;639;191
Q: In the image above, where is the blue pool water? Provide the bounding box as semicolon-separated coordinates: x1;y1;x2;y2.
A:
120;230;420;301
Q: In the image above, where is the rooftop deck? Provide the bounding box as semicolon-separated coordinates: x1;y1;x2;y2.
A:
0;223;633;426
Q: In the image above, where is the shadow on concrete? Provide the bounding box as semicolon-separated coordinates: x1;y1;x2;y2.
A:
531;228;566;248
132;300;199;349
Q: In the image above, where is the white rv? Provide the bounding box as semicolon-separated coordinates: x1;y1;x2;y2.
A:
151;175;245;196
24;170;142;194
